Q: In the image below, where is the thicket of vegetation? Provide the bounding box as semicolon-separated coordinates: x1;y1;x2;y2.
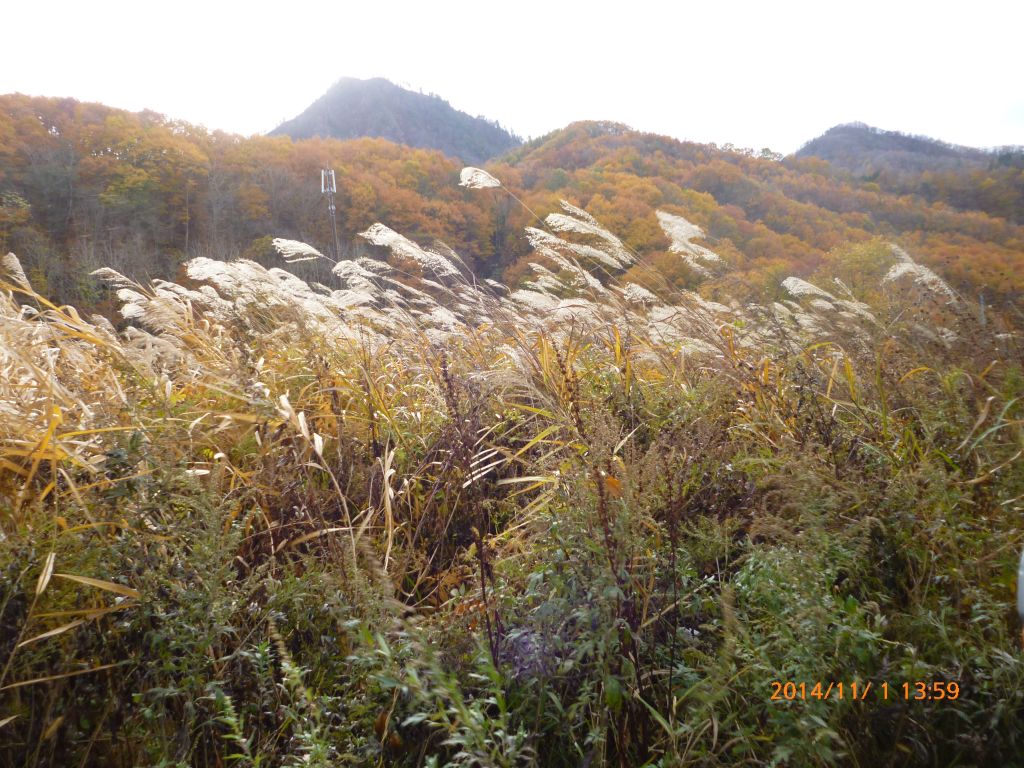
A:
1;166;1022;766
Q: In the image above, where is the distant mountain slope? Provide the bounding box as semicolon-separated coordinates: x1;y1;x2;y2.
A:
796;123;1024;223
270;77;521;164
795;122;992;176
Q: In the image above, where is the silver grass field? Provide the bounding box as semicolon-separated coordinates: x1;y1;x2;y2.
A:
0;171;1022;767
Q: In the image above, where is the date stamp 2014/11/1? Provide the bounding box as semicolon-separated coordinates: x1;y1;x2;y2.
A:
770;681;960;702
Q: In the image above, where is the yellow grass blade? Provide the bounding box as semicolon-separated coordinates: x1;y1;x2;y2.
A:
0;458;29;477
511;424;563;460
41;715;64;741
35;552;56;596
17;620;85;648
0;662;122;691
57;426;139;438
495;475;557;486
279;527;354;551
53;573;140;599
899;366;933;383
61;468;155;496
34;604;135;620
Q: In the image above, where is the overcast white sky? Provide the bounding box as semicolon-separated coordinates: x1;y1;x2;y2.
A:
4;0;1021;154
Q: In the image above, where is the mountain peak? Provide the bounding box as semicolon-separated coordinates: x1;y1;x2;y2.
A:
795;122;993;175
269;77;521;164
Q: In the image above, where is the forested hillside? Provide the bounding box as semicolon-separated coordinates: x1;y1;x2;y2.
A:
797;122;1024;224
0;95;502;306
2;97;1022;320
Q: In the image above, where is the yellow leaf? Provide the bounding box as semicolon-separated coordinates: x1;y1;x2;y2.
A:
604;476;623;499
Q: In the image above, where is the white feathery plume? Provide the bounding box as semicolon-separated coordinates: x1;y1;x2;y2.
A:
328;289;376;309
89;314;119;340
459;167;502;189
524;273;568;295
525;228;614;286
889;244;914;264
544;200;634;268
656;211;724;278
550;297;603;324
430;240;472;273
781;277;837;302
883;243;957;301
272;238;325;263
558;201;599;226
835;299;876;323
332;260;381;295
359;223;462;279
90;267;138;292
523;261;575;296
681;290;733;316
656;211;722;262
883;262;957;302
355;258;393;275
619;283;660;305
509;289;560;313
1;252;31;290
420;306;463;330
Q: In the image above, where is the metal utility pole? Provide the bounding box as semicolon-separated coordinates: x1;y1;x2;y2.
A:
321;169;341;260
